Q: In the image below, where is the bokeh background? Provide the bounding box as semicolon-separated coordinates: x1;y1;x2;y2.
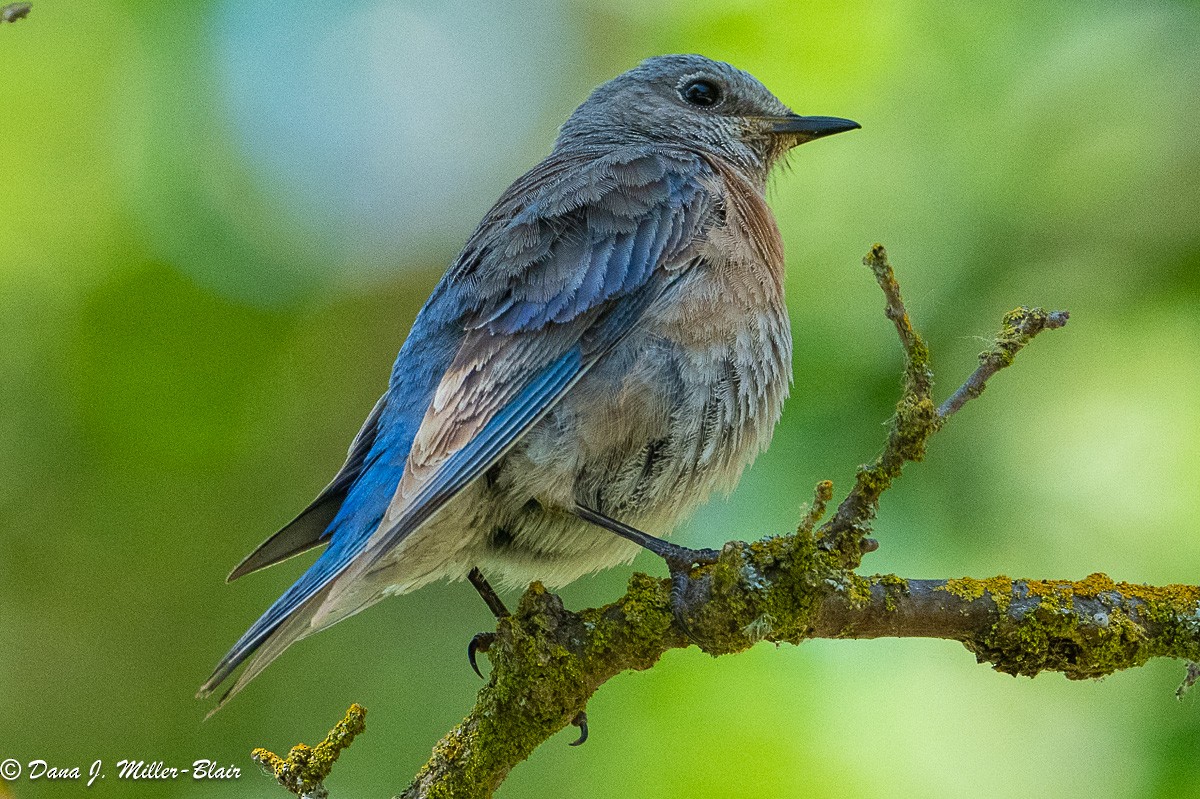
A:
3;1;1200;797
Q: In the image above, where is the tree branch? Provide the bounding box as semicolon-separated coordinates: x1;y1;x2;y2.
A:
937;306;1070;420
248;245;1200;799
814;574;1200;679
389;552;1200;798
252;704;366;799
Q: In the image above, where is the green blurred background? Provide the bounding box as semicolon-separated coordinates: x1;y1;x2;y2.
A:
2;1;1199;796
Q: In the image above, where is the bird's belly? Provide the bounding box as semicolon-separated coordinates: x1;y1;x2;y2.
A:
469;289;793;588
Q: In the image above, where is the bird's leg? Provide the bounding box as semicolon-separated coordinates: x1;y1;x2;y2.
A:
574;504;719;629
574;504;720;567
467;567;508;679
468;566;509;618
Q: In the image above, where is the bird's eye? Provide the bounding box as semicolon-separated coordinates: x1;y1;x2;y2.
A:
681;79;721;108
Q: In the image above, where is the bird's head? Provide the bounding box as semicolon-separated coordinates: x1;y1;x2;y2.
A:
556;54;859;180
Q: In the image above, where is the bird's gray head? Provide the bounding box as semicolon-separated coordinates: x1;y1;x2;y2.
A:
556;54;858;180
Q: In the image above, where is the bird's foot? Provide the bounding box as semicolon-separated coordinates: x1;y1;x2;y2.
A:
574;504;721;638
664;546;721;636
466;567;508;678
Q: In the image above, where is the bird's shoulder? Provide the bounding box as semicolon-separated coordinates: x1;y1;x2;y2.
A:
490;145;716;225
428;146;725;335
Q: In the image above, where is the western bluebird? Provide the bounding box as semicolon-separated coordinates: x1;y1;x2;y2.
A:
199;54;858;709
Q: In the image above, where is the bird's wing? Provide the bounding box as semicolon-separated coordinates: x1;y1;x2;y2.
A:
199;147;719;705
338;147;717;586
225;393;389;581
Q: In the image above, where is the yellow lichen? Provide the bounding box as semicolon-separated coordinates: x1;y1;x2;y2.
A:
252;704;367;797
939;576;1015;612
1022;572;1200;606
937;573;1200;680
872;574;910;612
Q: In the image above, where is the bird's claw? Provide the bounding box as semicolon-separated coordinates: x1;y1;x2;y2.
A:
468;631;495;679
569;710;588;746
570;503;721;637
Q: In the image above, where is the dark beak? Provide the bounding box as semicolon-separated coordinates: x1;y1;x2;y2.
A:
770;114;860;143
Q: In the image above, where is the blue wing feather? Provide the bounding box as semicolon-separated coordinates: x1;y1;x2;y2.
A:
201;292;465;690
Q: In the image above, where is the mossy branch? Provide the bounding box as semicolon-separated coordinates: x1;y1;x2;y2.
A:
390;546;1200;799
937;306;1069;419
816;244;938;565
252;704;366;798
250;245;1198;799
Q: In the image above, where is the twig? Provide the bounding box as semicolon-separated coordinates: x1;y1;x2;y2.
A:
816;246;1067;565
797;480;834;536
817;245;938;563
252;704;366;798
865;243;933;398
937;307;1070;419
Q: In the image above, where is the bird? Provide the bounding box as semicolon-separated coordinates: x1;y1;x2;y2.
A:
198;53;858;711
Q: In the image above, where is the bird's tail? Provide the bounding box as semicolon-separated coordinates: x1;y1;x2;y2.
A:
197;583;332;718
197;572;400;717
197;537;372;714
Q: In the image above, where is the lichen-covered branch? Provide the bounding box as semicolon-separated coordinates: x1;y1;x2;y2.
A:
252;704;366;798
814;574;1200;679
815;246;1067;568
937;306;1070;419
817;245;938;564
393;536;1200;799
276;562;1200;798
246;244;1185;799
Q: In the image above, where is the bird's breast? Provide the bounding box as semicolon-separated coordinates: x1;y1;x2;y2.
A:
514;192;793;526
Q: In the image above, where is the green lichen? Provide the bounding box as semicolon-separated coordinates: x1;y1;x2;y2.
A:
410;588;590;798
669;531;848;655
742;613;778;641
797;480;835;535
940;575;1015;613
872;573;910;612
1023;572;1200;606
845;572;874;608
938;574;1200;680
404;577;685;799
253;703;366;797
988;306;1067;367
399;557;1200;798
